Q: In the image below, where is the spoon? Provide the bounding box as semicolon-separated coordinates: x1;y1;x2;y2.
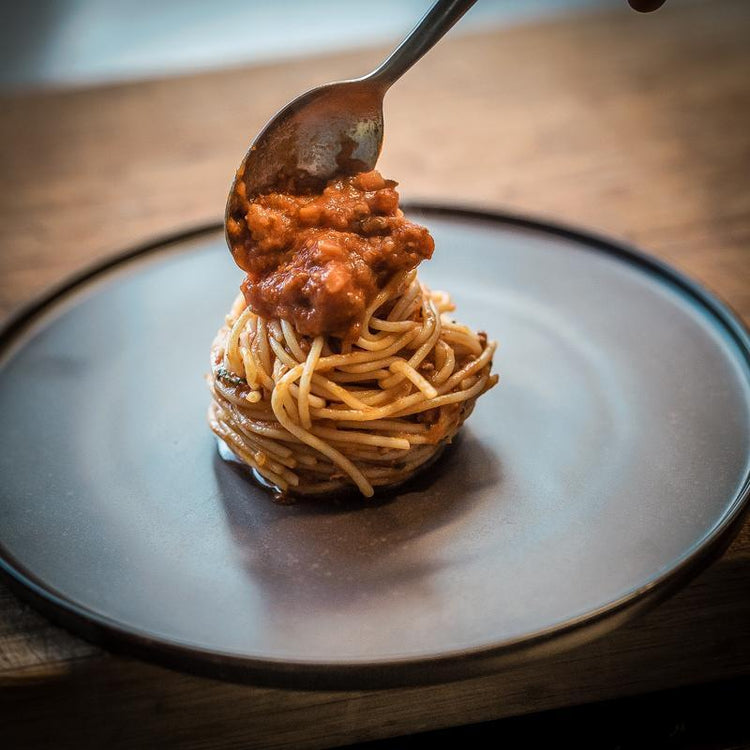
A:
226;0;477;228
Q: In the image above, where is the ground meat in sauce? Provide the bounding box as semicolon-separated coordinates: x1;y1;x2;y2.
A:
226;170;434;339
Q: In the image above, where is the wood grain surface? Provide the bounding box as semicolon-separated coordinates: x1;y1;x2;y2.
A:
1;1;749;747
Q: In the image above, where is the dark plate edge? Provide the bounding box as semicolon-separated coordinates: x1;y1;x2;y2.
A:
0;223;222;356
1;205;749;691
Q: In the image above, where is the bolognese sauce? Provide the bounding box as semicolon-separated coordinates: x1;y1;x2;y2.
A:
226;170;434;339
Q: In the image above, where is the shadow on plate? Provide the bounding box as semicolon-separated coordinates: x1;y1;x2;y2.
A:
212;430;502;611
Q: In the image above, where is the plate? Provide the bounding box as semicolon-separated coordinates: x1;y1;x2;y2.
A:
1;207;749;688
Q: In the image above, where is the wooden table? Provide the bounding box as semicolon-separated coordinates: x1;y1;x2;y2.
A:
1;2;749;747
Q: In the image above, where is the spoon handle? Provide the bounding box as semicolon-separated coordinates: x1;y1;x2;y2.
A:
366;0;478;90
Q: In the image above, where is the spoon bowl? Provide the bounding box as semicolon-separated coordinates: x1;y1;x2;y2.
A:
225;79;385;228
225;0;477;237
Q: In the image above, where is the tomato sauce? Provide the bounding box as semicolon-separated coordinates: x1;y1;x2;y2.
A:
226;170;434;339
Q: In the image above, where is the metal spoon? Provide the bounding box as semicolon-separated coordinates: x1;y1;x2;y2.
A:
226;0;477;226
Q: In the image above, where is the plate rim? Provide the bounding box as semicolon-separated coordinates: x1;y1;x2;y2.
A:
1;204;749;689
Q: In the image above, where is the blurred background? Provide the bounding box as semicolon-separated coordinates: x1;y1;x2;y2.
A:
3;0;631;91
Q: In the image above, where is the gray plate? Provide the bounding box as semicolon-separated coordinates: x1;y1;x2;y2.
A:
1;207;749;689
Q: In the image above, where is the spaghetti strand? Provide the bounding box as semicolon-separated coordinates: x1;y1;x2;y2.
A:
209;272;497;498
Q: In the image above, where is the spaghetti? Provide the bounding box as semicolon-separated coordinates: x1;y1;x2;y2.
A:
211;169;498;499
209;269;497;498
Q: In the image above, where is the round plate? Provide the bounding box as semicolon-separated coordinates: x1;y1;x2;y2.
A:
1;207;749;689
